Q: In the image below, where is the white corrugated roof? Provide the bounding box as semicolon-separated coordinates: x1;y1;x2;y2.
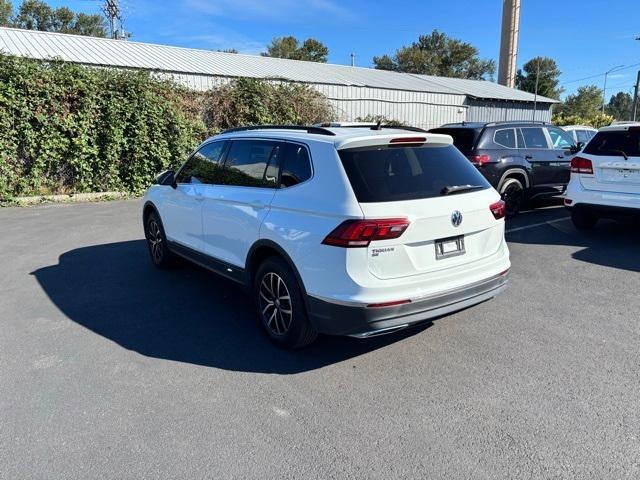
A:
414;75;558;103
0;27;558;103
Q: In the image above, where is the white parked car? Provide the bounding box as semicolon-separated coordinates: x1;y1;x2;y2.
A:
142;124;511;348
561;125;597;147
565;123;640;229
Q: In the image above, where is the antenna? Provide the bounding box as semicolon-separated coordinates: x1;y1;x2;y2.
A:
350;53;355;67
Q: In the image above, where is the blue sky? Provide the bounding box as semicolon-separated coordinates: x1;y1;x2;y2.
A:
46;0;640;99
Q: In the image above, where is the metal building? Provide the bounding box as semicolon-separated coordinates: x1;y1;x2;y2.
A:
0;27;558;129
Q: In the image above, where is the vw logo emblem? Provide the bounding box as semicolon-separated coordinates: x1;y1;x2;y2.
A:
451;210;463;227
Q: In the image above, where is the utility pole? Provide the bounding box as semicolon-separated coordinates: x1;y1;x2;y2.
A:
103;0;121;40
350;53;355;67
602;64;625;114
532;59;540;122
634;37;640;121
633;70;640;121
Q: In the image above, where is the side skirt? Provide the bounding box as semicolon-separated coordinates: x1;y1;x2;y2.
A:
167;241;246;285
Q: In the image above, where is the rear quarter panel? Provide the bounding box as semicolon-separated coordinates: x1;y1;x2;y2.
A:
257;141;364;296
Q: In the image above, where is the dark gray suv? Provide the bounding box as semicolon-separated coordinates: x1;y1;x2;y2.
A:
430;121;580;216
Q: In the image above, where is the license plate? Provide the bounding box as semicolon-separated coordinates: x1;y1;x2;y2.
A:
435;235;465;260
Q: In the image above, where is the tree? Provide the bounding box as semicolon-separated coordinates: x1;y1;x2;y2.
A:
217;48;239;54
10;0;106;37
372;54;395;71
606;91;633;120
556;85;603;118
0;0;12;27
297;38;329;63
72;12;106;37
52;6;73;32
262;36;329;63
515;57;563;100
372;30;495;80
14;0;52;31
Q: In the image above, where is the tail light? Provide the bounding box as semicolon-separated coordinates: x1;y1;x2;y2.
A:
322;218;410;248
390;137;426;145
490;200;506;220
467;154;491;165
570;156;593;174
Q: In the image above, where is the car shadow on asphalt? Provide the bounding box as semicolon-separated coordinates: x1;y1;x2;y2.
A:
30;240;431;373
507;217;640;273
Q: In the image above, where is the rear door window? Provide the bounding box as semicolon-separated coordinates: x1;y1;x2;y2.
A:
547;127;575;149
494;128;517;148
222;140;282;188
339;144;490;203
428;128;478;154
520;127;549;149
583;130;640;157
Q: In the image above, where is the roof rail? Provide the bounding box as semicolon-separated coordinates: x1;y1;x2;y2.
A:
315;122;428;133
221;125;336;136
484;120;550;127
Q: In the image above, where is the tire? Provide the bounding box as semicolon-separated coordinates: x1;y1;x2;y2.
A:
144;211;174;268
254;256;318;349
571;209;598;230
500;178;525;217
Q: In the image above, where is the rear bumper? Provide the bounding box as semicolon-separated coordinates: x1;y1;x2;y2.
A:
566;203;640;219
565;179;640;212
306;271;509;337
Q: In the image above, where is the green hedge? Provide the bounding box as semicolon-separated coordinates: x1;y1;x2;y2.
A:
0;55;333;200
0;55;206;198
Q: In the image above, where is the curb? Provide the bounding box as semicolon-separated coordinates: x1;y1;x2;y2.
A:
10;192;131;206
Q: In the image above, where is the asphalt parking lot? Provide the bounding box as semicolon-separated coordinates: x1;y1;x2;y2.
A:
1;199;639;479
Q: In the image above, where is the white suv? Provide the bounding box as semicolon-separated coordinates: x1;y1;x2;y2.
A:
142;125;511;348
565;123;640;229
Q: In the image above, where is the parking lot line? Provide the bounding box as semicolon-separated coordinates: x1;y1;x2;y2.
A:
505;216;570;234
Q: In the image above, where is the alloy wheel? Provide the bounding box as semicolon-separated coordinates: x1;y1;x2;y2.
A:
147;219;163;263
259;272;293;335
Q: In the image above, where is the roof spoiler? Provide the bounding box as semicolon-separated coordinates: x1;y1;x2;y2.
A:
315;122;428;133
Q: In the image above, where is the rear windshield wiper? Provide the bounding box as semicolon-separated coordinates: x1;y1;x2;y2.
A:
599;149;629;160
441;184;485;196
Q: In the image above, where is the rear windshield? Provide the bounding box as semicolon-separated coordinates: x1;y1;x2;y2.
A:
583;130;640;157
429;128;478;154
339;144;491;203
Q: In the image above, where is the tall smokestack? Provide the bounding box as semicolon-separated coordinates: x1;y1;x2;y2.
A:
498;0;521;88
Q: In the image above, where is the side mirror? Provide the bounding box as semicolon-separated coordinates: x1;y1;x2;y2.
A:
576;141;585;152
155;170;175;187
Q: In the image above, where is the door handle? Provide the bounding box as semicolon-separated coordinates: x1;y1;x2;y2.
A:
249;200;266;209
557;155;565;159
525;155;533;160
194;195;205;201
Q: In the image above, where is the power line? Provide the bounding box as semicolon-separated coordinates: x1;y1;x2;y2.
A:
560;61;640;86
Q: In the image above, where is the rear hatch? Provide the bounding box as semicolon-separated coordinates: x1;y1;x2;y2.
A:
428;127;481;156
338;138;504;280
579;127;640;194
